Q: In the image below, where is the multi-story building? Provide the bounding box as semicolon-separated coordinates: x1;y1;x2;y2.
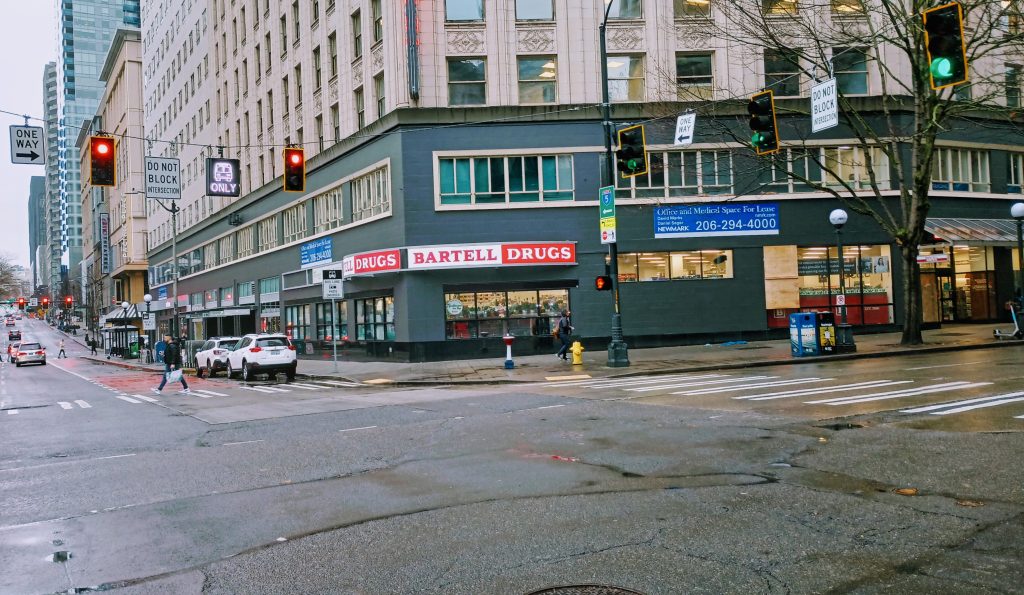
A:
79;28;148;332
42;61;60;296
55;0;141;305
28;176;46;292
144;0;1024;360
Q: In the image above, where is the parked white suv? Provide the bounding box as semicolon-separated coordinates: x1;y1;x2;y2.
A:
194;336;242;378
226;334;297;381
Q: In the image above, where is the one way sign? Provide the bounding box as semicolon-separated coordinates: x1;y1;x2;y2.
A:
9;125;45;165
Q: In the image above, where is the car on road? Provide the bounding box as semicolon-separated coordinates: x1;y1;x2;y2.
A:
5;318;14;327
194;336;242;378
8;330;21;342
14;342;45;366
8;342;20;363
226;333;297;382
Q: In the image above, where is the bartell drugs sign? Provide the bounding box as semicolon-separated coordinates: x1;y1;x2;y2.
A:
342;248;402;278
407;242;575;270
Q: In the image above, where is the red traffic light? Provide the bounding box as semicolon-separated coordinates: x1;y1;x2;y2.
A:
595;275;613;291
65;296;73;305
17;298;25;305
90;136;117;187
42;297;49;305
283;147;306;192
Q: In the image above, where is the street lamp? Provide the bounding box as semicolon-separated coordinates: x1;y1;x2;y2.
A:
599;0;629;367
1012;202;1024;305
143;293;153;363
121;300;130;358
829;208;857;353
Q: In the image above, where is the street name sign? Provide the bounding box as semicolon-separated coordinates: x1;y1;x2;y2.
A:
811;78;839;133
599;185;617;244
145;156;181;200
9;125;45;165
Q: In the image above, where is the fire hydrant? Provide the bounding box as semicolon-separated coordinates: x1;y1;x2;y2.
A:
570;340;584;365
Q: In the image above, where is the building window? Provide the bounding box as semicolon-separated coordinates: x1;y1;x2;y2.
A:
328;33;338;78
448;58;486;105
294;65;303;104
354;87;365;128
203;242;217;269
218;236;232;265
313;46;322;90
674;0;711;17
616;150;733;198
446;0;484;21
822;146;891;190
259;277;281;297
518;56;556;104
932;148;991;192
313;186;343;232
617;250;734;282
764;0;797;14
330;103;340;141
220;286;234;306
444;289;568;339
1008;152;1023;193
764;49;801;96
312;0;320;25
372;0;383;42
284;304;311;340
675;52;713;100
439;154;574;205
831;0;864;13
516;0;553;20
374;73;385;116
283;204;307;243
257;216;279;252
315;301;348;341
833;47;868;95
607;0;642;18
351;10;362;59
237;280;255;301
279;14;287;50
282;75;290;112
236;226;254;258
350;165;391;221
355;296;394;341
292;1;300;40
1007;64;1021;107
607;55;645;102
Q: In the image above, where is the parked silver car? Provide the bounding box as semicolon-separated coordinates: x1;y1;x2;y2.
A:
15;342;45;366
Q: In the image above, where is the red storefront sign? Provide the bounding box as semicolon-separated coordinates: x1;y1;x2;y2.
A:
407;242;576;270
342;248;402;278
502;242;575;265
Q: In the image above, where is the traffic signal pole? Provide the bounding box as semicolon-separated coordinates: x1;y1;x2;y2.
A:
153;198;181;339
600;4;629;367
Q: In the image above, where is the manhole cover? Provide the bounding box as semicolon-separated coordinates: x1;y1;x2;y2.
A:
527;587;644;595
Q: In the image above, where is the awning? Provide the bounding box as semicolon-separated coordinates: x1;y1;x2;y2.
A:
925;217;1021;247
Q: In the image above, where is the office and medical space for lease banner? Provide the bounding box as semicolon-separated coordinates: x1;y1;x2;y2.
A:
654;203;780;238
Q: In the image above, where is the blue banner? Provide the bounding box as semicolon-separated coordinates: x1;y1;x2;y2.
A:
157;287;168;300
654;203;780;238
300;237;333;269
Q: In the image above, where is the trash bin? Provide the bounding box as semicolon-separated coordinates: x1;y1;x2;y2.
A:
789;312;820;357
816;311;836;355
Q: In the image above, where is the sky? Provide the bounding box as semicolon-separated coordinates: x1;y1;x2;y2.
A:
0;2;55;270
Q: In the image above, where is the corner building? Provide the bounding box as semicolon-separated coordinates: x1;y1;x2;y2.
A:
144;0;1024;361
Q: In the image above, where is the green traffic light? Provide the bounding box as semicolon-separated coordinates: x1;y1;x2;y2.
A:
930;57;953;79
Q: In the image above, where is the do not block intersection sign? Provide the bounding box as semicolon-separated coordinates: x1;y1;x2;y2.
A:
9;126;45;165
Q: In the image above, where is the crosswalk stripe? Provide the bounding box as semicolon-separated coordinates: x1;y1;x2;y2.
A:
738;380;911;401
806;382;969;405
259;386;292;393
577;374;727;389
547;373;716;387
116;395;142;404
673;377;830;396
133;394;160;402
239;386;276;393
285;383;322;390
630;376;776;392
58;402;73;409
7;409;18;415
75;400;92;409
192;389;228;397
901;391;1024;415
315;380;362;387
809;382;993;406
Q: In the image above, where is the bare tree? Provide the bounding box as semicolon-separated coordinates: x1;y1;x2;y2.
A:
670;0;1024;344
0;255;24;300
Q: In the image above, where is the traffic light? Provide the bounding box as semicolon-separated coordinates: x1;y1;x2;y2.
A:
90;136;117;187
595;275;613;291
41;297;49;308
747;90;780;155
283;147;306;192
17;298;25;310
65;296;73;308
615;125;648;178
923;2;968;89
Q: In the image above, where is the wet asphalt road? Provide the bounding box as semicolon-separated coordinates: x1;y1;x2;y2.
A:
1;318;1022;594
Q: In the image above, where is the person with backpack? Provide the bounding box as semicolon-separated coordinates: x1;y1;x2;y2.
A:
554;309;573;361
153;334;190;394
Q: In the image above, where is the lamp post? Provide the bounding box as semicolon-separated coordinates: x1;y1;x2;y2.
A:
143;293;153;363
829;209;857;353
599;0;629;367
1012;202;1024;304
120;300;130;358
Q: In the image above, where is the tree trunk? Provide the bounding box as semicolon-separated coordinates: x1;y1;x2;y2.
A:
900;242;924;345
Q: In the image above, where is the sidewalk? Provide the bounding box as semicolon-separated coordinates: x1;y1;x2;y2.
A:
74;323;1022;385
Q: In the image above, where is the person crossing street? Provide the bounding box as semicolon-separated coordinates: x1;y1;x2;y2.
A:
56;339;67;359
153;334;190;394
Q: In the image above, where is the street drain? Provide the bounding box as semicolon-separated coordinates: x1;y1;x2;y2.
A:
527;586;645;595
817;422;864;431
49;551;72;563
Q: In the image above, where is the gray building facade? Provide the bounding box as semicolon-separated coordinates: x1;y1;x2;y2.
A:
28;176;46;291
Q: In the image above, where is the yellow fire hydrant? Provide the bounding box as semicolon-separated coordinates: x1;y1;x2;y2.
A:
570;340;585;365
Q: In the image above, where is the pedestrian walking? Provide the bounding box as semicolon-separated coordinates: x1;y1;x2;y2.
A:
90;337;98;355
554;309;573;361
153;334;190;394
57;339;67;359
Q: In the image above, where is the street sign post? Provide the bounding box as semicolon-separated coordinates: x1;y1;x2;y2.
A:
29;298;38;307
599;185;617;244
321;275;344;372
142;312;156;331
811;78;839;133
674;112;696;146
145;156;181;200
9;125;45;165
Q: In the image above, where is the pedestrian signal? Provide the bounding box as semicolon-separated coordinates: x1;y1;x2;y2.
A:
595;275;613;291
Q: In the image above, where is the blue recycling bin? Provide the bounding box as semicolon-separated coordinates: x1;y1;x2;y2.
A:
789;312;820;357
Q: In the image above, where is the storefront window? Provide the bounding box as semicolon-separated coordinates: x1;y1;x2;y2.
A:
284;304;312;340
618;250;733;282
316;301;349;341
355;296;395;341
953;246;998;320
444;289;569;339
260;301;281;333
795;245;894;325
